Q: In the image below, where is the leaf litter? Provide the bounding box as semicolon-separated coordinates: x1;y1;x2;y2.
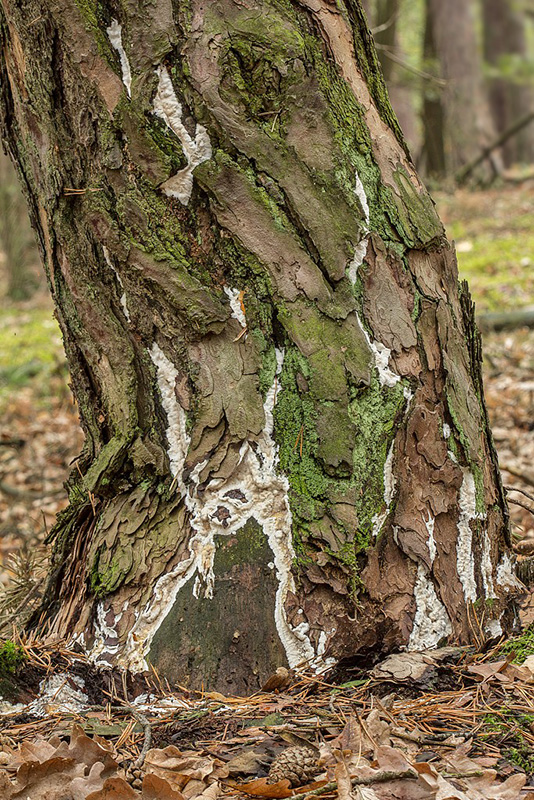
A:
3;188;534;796
0;639;532;797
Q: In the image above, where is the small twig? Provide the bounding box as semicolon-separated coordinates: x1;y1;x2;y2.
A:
442;770;484;779
457;109;534;184
130;709;152;768
233;326;248;342
505;485;534;504
507;496;534;516
374;44;446;85
0;478;63;499
297;769;418;799
293;424;304;456
501;462;534;487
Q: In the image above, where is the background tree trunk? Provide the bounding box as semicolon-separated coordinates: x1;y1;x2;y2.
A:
421;0;446;179
482;0;534;166
0;150;40;300
0;0;515;693
426;0;500;178
373;0;419;156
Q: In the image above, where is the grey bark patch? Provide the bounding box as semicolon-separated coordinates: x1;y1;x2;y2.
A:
148;518;287;694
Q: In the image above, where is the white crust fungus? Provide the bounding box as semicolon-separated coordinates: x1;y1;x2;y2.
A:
121;345;318;673
408;564;452;650
456;469;481;603
153;66;212;204
103;246;130;321
106;20;132;98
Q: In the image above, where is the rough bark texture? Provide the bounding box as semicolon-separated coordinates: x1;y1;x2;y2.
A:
425;0;499;177
482;0;534;166
0;0;516;693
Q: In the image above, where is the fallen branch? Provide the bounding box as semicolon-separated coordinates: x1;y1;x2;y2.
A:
297;769;418;799
505;485;534;504
130;709;152;768
0;477;64;500
477;308;534;333
456;110;534;184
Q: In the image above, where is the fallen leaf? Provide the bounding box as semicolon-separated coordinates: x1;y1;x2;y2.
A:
235;777;293;798
226;750;270;775
142;773;185;800
86;776;138;799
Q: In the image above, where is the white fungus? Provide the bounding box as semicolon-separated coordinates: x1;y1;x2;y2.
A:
153;66;212;204
456;469;480;603
224;287;247;328
408;564;452;650
122;346;319;673
106;19;132;98
372;441;396;538
103;246;130;321
424;511;437;565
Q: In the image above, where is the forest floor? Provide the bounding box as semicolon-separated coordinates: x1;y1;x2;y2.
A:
0;183;534;798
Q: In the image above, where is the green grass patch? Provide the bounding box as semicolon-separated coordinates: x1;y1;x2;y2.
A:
0;304;68;408
435;188;534;313
482;709;534;775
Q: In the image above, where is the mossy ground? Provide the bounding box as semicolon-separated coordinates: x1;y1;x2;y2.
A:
0;303;68;411
482;709;534;774
498;625;534;663
435;185;534;313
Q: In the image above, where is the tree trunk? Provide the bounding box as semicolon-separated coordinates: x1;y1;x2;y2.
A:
421;0;446;179
0;0;515;693
373;0;419;156
426;0;499;178
0;150;39;300
482;0;534;166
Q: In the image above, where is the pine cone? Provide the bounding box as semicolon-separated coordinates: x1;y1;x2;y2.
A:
267;746;319;787
126;764;143;790
121;758;144;791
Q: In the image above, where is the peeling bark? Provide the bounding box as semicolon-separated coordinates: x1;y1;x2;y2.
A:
0;0;515;692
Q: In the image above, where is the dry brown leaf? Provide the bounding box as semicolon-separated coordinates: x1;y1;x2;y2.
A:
183;778;210;799
334;751;353;800
226;750;270;775
86;776;138;799
372;745;414;774
11;756;87;799
236;776;293;798
461;772;526;800
0;770;13;800
193;782;220;800
142;773;185;800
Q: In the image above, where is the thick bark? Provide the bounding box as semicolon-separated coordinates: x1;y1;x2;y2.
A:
482;0;534;166
0;0;516;693
425;0;499;178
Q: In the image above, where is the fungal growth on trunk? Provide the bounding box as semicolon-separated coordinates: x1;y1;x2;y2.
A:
0;0;515;692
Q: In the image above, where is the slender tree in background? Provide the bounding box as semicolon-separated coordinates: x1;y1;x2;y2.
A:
423;0;499;179
420;0;445;179
373;0;419;155
483;0;534;166
0;0;516;693
0;151;39;300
